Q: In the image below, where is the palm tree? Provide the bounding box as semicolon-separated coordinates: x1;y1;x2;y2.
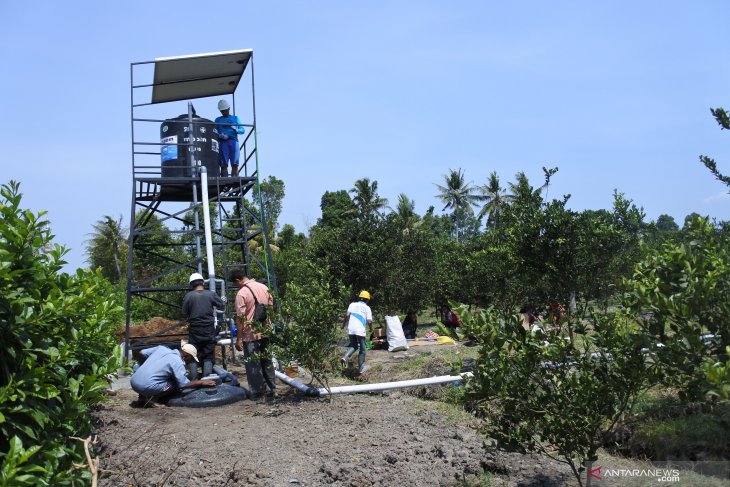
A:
435;168;480;214
477;171;511;229
86;215;127;282
393;193;415;218
350;178;388;221
389;193;420;232
508;171;542;202
435;168;480;241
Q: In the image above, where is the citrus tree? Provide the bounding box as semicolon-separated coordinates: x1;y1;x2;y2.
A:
624;217;730;400
0;181;123;485
462;305;653;487
272;261;345;390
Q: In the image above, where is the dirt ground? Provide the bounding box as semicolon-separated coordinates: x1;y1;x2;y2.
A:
95;343;577;486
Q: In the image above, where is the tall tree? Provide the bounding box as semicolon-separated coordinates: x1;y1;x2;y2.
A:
683;212;704;231
477;171;510;229
508;171;542;202
656;214;679;232
258;175;285;235
350;178;388;222
392;193;415;219
86;215;127;283
377;214;437;314
435;168;480;241
317;190;356;228
390;193;420;232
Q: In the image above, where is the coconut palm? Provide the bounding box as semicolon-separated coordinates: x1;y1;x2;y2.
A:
508;171;541;200
350;178;388;221
435;168;481;242
435;168;480;214
86;215;128;282
389;193;421;232
477;171;511;229
393;193;415;217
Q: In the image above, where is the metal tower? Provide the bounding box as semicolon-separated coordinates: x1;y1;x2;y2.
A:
124;50;277;360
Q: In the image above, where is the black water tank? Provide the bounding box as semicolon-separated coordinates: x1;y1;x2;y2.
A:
160;114;220;177
166;384;248;408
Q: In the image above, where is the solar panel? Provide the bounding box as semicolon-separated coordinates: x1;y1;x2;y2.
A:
151;49;252;104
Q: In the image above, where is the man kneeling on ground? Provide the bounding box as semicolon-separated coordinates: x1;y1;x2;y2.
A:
130;343;216;408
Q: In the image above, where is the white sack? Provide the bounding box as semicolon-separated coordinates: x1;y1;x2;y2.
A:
385;315;409;352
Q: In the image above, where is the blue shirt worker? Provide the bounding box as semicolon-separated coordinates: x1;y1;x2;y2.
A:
215;99;245;177
340;290;373;374
130;344;215;408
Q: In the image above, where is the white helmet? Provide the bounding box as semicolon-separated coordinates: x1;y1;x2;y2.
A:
189;272;205;284
217;99;230;111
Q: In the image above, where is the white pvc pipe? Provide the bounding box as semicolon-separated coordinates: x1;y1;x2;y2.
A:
275;370;321;396
275;370;473;397
319;372;473;395
199;166;216;290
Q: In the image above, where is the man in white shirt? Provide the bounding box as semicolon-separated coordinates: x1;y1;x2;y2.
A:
340;290;373;374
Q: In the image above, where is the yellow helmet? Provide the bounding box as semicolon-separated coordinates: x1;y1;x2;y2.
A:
358;290;371;300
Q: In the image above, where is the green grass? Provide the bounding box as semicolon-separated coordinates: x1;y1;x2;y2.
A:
441;381;466;405
432;397;477;424
617;389;730;462
594;449;730;487
390;347;479;377
457;471;493;487
630;411;730;461
391;353;431;373
409;395;477;425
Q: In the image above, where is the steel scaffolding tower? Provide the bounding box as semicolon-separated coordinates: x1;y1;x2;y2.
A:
124;50;277;360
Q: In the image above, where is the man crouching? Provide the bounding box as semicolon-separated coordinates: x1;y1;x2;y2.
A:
130;343;216;408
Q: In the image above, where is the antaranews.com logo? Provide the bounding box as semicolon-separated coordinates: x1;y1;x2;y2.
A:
585;460;729;484
587;465;681;483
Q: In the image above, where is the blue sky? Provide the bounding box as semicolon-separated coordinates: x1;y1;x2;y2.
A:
2;1;729;272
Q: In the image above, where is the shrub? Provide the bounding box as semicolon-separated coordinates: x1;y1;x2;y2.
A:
464;306;653;486
624;217;730;400
705;348;730;401
271;262;345;389
0;181;123;485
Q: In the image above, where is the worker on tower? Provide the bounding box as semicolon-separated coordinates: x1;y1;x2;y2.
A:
215;99;245;177
182;273;224;379
341;290;373;374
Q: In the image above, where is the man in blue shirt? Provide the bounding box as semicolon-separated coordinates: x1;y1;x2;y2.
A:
215;99;245;177
130;344;215;408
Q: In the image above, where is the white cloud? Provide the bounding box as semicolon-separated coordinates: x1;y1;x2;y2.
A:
704;191;730;204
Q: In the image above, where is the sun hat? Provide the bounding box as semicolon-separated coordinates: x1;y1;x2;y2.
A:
180;342;199;362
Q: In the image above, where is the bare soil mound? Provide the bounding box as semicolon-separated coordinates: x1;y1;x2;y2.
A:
117;317;187;343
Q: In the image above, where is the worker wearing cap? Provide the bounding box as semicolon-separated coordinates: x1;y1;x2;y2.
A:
341;290;373;374
130;344;215;408
215;99;245;177
182;273;225;379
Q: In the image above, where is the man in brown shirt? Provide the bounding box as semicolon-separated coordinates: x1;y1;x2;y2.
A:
229;269;276;398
